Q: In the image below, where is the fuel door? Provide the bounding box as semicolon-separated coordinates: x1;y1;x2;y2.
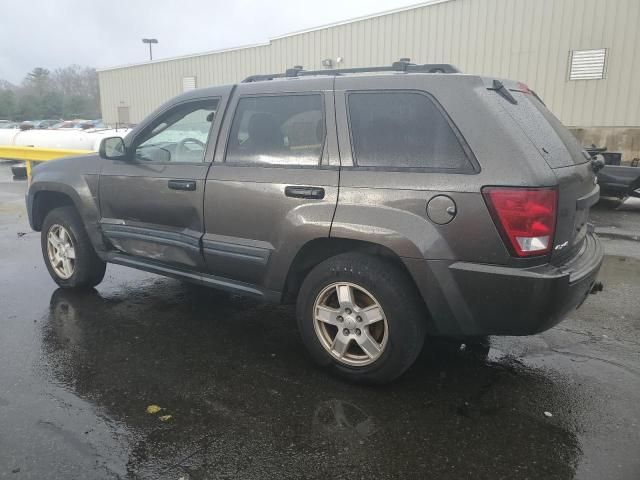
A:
427;195;457;225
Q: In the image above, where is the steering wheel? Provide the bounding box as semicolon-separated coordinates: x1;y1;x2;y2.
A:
175;138;206;160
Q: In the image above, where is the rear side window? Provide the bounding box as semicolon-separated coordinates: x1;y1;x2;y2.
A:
347;91;473;171
226;94;325;166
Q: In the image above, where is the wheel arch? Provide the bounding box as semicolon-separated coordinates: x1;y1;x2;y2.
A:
281;237;429;312
32;189;78;231
29;182;108;257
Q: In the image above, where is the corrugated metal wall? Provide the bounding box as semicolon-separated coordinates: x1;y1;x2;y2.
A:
98;0;640;128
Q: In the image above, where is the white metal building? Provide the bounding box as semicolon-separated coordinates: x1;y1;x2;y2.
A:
97;0;640;161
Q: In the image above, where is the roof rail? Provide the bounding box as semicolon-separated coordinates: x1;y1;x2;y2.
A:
241;59;461;82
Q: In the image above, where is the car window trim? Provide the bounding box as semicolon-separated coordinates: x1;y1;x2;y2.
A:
210;163;339;171
344;89;480;174
222;91;327;168
130;97;221;165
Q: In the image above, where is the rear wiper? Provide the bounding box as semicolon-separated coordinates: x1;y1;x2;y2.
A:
490;79;518;105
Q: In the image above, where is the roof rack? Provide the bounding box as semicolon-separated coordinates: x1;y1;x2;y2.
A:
242;58;461;82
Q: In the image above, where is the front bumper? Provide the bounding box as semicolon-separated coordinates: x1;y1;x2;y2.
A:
406;232;604;336
25;192;35;230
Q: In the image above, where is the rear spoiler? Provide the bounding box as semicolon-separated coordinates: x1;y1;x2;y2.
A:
482;77;546;105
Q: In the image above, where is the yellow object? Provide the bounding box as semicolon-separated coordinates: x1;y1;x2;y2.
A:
146;404;162;414
0;145;93;180
0;145;92;161
158;415;172;422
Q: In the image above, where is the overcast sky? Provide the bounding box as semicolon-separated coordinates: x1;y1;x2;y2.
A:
0;0;421;84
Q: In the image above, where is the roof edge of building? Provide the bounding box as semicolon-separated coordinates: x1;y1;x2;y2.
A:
96;0;453;73
96;41;272;73
269;0;451;40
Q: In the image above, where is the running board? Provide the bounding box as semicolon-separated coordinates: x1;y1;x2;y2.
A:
106;253;280;302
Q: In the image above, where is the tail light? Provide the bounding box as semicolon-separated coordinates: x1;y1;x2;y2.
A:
482;187;558;257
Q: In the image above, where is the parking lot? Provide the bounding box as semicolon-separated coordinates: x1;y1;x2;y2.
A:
0;162;639;479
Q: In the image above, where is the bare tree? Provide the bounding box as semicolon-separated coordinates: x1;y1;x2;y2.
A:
52;65;97;97
1;66;101;120
52;65;100;119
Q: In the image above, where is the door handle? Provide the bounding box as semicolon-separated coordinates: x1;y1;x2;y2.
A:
284;186;325;199
168;179;196;191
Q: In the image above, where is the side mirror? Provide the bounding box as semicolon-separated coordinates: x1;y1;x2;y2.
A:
99;137;128;160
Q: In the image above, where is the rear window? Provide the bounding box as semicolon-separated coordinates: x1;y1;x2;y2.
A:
500;91;589;168
347;91;474;172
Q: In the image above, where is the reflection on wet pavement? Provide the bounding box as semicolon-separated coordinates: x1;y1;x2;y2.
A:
39;281;588;479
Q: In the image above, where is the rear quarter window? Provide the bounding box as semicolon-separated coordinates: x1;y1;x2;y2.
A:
346;91;474;172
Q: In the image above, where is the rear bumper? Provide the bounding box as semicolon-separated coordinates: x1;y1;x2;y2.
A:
405;232;604;336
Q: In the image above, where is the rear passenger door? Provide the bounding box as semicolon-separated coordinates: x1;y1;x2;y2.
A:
203;78;339;295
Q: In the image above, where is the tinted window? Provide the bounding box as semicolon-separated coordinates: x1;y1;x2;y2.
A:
135;99;218;163
226;95;325;166
347;92;472;171
501;91;588;168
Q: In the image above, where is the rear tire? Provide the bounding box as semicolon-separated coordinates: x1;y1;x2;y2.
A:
41;206;106;289
297;252;426;384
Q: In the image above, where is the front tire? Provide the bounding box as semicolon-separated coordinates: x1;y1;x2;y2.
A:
41;206;106;289
297;253;426;384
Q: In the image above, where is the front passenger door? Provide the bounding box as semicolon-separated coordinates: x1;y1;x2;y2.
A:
99;97;221;271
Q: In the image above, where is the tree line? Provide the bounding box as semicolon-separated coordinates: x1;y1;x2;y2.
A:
0;65;100;121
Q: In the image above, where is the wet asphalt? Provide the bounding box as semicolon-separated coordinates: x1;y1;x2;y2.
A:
591;196;640;235
0;162;639;480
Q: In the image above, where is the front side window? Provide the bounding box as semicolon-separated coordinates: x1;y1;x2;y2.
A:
225;94;325;166
347;91;472;171
135;99;218;163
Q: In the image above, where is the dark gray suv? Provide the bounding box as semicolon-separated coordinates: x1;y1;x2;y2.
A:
26;61;604;383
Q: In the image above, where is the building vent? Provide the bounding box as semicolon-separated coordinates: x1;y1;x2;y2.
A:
182;76;197;91
569;49;607;80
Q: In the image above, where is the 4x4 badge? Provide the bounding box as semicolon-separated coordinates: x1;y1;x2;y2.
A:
555;240;569;250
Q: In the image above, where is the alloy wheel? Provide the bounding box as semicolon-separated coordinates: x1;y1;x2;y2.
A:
312;282;389;366
46;224;76;279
